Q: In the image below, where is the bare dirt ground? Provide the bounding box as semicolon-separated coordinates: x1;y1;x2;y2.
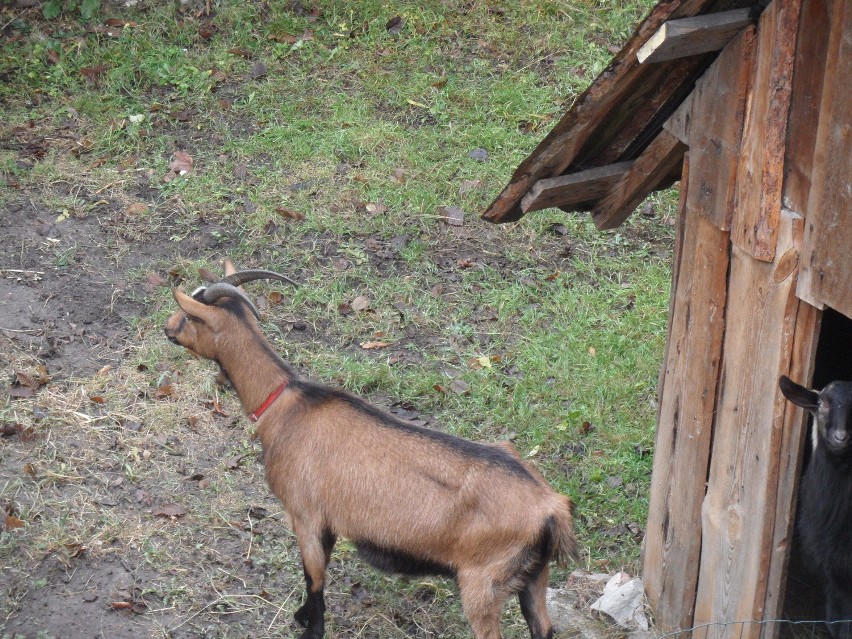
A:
0;183;639;638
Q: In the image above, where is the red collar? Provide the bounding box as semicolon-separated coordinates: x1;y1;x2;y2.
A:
249;381;288;422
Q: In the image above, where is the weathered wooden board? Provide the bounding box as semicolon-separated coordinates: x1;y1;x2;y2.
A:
761;291;820;638
519;162;633;214
591;130;686;230
782;0;833;215
482;0;756;224
796;0;852;320
637;8;754;64
731;0;803;261
693;210;805;639
684;25;756;231
643;204;730;633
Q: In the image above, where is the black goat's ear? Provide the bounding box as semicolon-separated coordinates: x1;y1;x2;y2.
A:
779;375;819;411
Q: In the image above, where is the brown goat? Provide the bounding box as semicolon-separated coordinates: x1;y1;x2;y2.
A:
164;264;578;639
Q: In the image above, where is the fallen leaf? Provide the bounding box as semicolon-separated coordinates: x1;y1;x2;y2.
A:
365;202;386;215
431;77;448;89
152;504;186;518
23;463;36;476
390;168;406;184
226;456;242;470
439;205;464;227
588;346;597;356
275;206;305;221
4;514;24;530
450;379;470;395
154;384;173;399
111;601;133;610
360;341;392;350
228;47;254;59
127;202;148;216
80;64;108;84
164;150;193;182
458;179;481;195
545;271;560;282
456;258;475;269
351;296;371;312
89;395;105;404
198;21;216;40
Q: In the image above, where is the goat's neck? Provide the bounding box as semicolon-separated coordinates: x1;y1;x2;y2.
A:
214;327;294;416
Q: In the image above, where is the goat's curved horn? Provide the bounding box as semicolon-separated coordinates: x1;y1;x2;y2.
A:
220;270;298;288
201;283;262;321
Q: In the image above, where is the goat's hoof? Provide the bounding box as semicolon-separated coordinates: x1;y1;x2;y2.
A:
294;604;310;628
297;627;322;639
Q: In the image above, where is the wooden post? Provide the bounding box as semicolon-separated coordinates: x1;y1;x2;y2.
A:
643;193;730;632
693;210;807;639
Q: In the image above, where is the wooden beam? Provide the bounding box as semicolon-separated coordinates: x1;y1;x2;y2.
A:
643;201;730;632
591;129;686;230
796;0;852;319
637;8;754;64
684;25;756;231
481;0;729;225
519;162;632;214
731;0;803;261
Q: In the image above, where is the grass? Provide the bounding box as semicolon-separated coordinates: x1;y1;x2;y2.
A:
1;0;671;636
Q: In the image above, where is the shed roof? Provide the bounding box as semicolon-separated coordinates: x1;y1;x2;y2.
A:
481;0;760;229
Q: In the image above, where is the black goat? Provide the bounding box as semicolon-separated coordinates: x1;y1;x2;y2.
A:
780;375;852;639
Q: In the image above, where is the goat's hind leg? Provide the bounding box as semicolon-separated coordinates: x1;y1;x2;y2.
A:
293;524;336;639
518;563;554;639
458;568;510;639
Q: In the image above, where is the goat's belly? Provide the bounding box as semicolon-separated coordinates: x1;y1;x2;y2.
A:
354;539;456;577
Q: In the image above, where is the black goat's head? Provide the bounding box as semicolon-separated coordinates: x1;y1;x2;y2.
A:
780;375;852;456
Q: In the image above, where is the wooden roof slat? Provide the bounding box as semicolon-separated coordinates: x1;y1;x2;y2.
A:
637;8;754;64
519;162;633;214
482;0;757;225
590;129;686;230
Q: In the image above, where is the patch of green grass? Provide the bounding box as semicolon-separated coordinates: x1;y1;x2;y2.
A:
2;0;668;634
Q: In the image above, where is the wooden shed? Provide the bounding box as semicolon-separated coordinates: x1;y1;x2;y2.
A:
483;0;851;636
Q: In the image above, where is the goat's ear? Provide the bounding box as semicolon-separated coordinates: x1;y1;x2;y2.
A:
173;288;215;322
223;259;236;278
779;375;819;411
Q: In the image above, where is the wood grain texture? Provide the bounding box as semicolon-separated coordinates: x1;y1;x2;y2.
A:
694;210;805;639
519;162;632;214
684;25;756;231
782;0;833;216
637;8;754;63
731;0;803;261
643;205;730;633
591;129;686;229
760;293;820;638
796;0;852;319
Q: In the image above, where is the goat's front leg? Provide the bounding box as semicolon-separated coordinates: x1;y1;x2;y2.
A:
293;523;336;639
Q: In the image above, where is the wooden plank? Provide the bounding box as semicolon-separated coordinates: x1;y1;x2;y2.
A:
642;207;730;633
796;0;852;319
731;0;803;261
662;90;695;144
519;162;633;214
684;25;756;231
782;0;833;215
637;8;754;64
693;210;805;639
591;129;686;230
761;295;820;639
481;0;754;224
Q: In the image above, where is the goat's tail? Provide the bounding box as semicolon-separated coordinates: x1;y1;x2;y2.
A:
548;495;579;567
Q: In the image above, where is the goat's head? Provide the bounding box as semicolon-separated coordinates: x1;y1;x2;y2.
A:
780;375;852;456
164;262;297;360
